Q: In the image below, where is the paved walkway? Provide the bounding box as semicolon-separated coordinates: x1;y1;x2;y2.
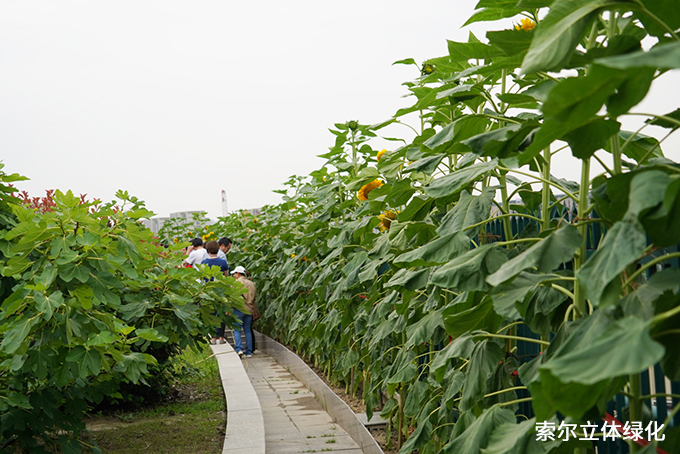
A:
242;351;363;454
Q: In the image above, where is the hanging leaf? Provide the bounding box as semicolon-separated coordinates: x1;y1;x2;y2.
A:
595;41;680;70
540;316;664;384
443;405;516;453
521;0;608;74
442;296;504;339
437;189;496;238
431;245;507;291
394;232;470;268
426;160;498;200
487;225;581;286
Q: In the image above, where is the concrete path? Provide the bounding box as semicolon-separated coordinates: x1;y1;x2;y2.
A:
242;351;363;454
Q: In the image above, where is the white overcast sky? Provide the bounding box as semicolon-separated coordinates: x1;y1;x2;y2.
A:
1;1;678;220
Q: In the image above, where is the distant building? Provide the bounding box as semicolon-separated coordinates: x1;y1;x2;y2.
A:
143;210;209;233
142;217;170;233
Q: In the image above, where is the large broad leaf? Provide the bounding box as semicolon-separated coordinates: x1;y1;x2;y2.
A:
437;189;496;238
641;176;680;247
491;272;567;319
442;296;504;339
34;291;64;320
424;115;490;150
460;341;505;412
487;29;535;57
634;0;680;37
425;160;498;199
443;406;516;454
563;118;621;159
462;121;539;159
611;131;663;164
540;316;664;384
487;225;581;286
405;309;444;348
596;41;680;69
430;333;476;381
525;66;624;155
431;245;507;292
1;317;40;354
480;418;545;454
393;232;469;268
576;220;646;305
385;268;430;291
448;33;505;61
399;418;433;454
397;195;434;222
521;0;609;74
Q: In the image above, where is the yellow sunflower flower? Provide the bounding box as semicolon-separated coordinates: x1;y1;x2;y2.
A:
377;149;387;161
357;180;383;201
378;210;397;231
515;18;535;31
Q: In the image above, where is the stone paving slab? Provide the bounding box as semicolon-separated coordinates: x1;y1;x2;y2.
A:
242;352;363;453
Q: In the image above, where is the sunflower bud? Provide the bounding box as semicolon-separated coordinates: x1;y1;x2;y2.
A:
421;63;435;75
347;120;359;131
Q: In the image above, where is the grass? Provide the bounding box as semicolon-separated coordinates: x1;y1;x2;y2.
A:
83;344;226;454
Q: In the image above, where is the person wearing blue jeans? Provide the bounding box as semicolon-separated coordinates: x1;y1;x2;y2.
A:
233;308;253;357
230;266;257;358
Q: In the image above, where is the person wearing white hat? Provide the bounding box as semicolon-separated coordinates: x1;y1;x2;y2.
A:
230;266;257;358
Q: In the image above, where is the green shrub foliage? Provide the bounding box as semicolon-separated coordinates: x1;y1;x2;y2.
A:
0;171;244;453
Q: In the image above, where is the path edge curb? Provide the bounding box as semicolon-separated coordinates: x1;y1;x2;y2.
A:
254;330;385;454
211;342;266;454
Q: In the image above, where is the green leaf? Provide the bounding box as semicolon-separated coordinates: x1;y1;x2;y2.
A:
431;245;507;292
135;328;169;342
563;118;620;159
464;5;523;26
596;41;680;69
431;334;475;381
393;232;469;268
385;268;430;291
426;160;498;199
424;115;490;151
640;176;680;247
480;418;544;454
491;272;566;319
34;291;64;320
1;317;39;354
393;58;416;66
521;0;607;74
87;331;115;347
615;131;663;164
405;309;444;348
461;340;505;413
397;195;434;222
646;108;680;130
463;121;538;159
487;29;535;56
399;418;433;454
403;154;445;175
487;225;581;286
443;406;516;453
634;0;680;37
437;189;496;238
442;296;504;339
540;316;664;384
448;36;505;62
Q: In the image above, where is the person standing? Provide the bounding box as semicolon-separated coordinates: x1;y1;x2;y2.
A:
201;241;229;344
185;238;209;267
217;237;232;268
230;265;257;358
